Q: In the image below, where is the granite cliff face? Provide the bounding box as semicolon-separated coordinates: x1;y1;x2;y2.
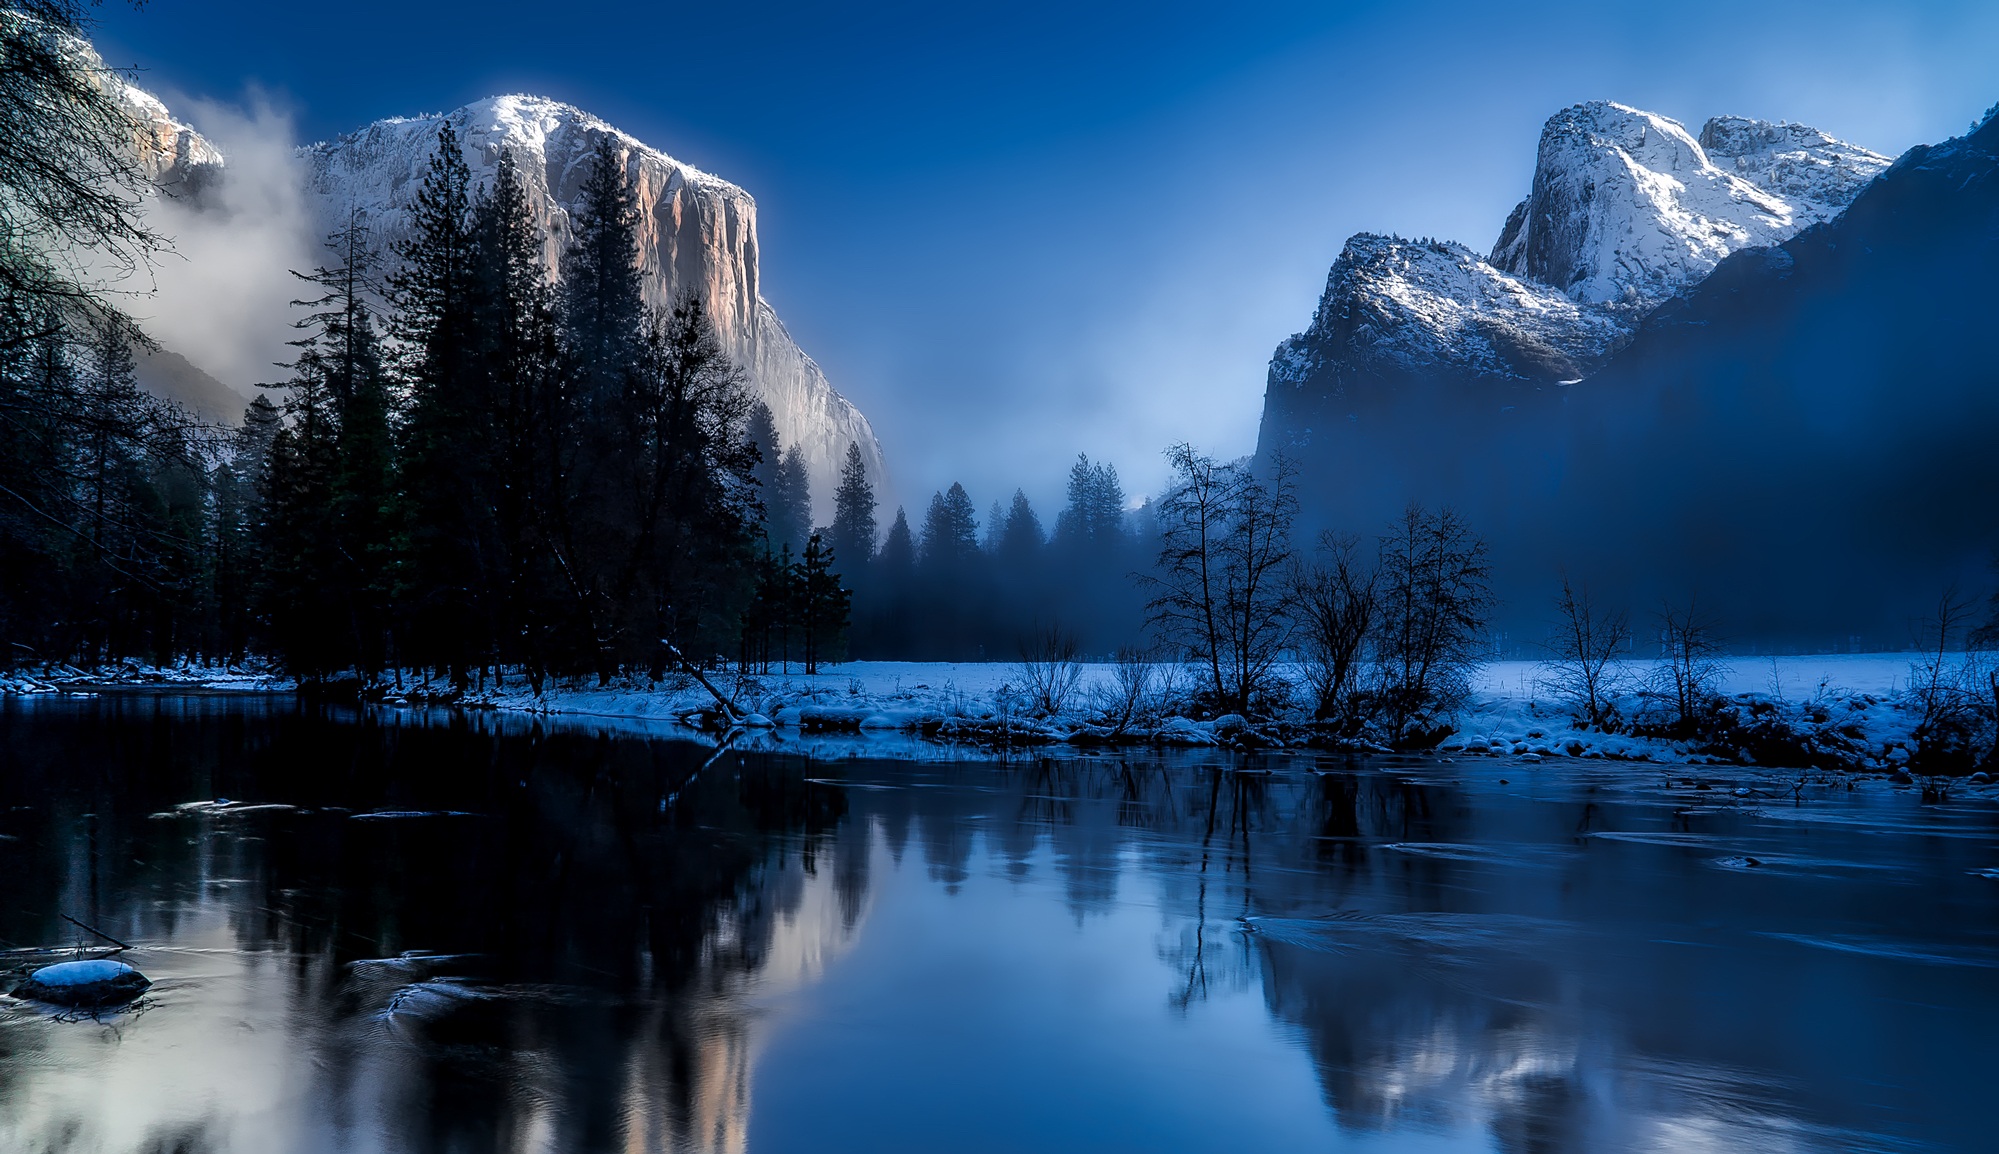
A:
1258;102;1889;458
117;81;223;193
305;95;884;522
1488;102;1887;308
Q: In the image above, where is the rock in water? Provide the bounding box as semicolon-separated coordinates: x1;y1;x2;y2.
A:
15;959;151;1007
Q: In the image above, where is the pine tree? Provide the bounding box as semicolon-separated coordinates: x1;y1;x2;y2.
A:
1055;454;1126;547
744;400;781;508
796;533;850;673
213;394;278;662
265;215;397;680
391;120;494;683
771;446;811;551
920;482;979;568
560;133;644;407
880;507;915;575
259;348;345;677
828;441;877;567
983;500;1006;553
1000;489;1043;561
471;148;559;683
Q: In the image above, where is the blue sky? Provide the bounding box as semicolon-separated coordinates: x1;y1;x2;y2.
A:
94;0;1999;513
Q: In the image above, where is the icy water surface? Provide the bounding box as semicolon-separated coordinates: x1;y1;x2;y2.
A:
0;694;1994;1153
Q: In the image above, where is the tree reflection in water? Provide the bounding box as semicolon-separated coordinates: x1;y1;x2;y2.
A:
0;695;1992;1153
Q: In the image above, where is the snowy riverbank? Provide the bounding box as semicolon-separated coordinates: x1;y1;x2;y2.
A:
434;654;1962;774
3;653;1986;778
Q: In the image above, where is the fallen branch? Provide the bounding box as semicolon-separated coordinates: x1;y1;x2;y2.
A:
661;638;742;725
61;913;132;951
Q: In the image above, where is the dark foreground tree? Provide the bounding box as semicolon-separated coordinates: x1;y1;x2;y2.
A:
1144;445;1296;714
1650;594;1725;736
0;1;165;343
260;215;397;680
1289;531;1376;726
1541;575;1628;730
1372;504;1492;744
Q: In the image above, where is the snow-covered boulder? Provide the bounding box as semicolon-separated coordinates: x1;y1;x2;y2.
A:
15;959;150;1007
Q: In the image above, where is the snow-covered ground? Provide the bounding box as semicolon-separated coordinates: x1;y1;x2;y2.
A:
3;653;1983;776
451;653;1955;771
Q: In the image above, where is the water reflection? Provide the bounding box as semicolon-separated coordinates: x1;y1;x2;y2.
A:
0;695;1992;1153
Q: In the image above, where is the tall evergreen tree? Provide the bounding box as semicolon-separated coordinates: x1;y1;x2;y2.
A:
999;489;1043;561
828;441;877;567
919;482;979;569
391;120;495;683
880;507;915;576
471;148;559;683
212;394;278;662
259;348;344;677
1056;453;1126;547
560;133;644;406
744;401;781;507
796;533;850;673
548;135;651;672
982;500;1007;553
771;445;811;551
264;215;397;679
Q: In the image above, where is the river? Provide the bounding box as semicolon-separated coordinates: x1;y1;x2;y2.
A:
0;693;1992;1152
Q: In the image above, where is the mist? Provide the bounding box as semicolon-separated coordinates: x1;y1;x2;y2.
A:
131;91;316;401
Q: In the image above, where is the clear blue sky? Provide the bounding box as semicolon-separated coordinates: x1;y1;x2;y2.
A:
93;0;1999;513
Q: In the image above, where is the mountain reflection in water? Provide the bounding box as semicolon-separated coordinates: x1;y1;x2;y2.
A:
0;694;1992;1153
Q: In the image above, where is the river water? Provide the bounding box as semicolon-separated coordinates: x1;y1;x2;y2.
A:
0;693;1992;1153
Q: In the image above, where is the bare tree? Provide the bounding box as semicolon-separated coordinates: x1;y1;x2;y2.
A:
1288;531;1376;726
1651;595;1726;736
1093;644;1159;734
1540;575;1628;730
1142;445;1297;714
1371;504;1492;744
1907;586;1985;773
1;3;168;344
1015;620;1084;716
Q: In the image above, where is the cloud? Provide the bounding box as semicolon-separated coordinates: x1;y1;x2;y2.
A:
129;89;317;398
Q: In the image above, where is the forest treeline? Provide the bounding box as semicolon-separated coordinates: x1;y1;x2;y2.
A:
0;55;1161;685
7;4;1997;747
1;108;853;688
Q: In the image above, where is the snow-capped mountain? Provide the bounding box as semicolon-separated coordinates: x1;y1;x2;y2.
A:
1272;234;1628;393
1258;101;1888;457
1489;103;1888;308
306;95;884;520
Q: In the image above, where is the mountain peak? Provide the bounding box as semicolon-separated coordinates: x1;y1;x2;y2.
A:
305;94;882;518
1488;101;1888;308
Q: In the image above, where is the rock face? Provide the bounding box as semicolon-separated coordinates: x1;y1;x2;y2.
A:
1255;96;1999;643
118;81;224;195
305;95;885;522
1258;101;1888;460
1488;103;1886;309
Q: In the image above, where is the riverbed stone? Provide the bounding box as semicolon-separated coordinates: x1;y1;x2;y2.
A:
15;959;150;1007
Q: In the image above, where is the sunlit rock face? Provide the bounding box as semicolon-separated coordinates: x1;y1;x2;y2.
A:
1488;102;1889;309
116;82;224;193
304;94;886;521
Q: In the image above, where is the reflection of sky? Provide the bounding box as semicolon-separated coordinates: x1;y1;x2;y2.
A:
749;823;1362;1153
